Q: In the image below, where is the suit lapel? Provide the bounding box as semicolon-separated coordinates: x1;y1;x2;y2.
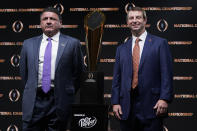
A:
125;38;133;75
139;33;152;71
33;35;42;73
55;33;68;70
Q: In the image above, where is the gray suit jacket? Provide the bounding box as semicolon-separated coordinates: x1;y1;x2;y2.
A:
19;33;84;122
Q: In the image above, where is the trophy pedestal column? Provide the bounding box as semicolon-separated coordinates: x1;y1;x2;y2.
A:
70;72;108;131
80;71;104;104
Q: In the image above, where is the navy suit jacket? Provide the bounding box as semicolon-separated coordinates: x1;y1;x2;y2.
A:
19;33;84;122
111;33;173;120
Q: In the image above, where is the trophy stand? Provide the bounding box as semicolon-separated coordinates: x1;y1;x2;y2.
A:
80;71;104;104
71;11;108;131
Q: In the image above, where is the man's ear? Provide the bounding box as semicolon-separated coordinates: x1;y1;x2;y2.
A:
59;20;62;28
144;18;147;23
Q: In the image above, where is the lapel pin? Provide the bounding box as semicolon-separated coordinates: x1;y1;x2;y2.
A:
61;43;65;46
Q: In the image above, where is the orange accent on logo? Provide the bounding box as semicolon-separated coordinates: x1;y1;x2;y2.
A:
61;25;78;28
168;41;192;45
168;113;193;116
174;24;197;28
104;76;113;80
174;59;197;63
0;42;23;46
70;8;119;12
0;93;3;98
143;7;192;11
173;76;193;80
174;94;197;98
0;76;21;80
0;59;5;63
0;25;7;29
100;59;115;63
104;94;111;98
0;8;43;12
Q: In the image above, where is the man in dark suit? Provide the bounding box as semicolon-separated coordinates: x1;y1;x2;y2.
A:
19;7;84;130
111;7;173;131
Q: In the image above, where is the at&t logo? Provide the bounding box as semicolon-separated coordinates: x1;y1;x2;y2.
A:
78;116;97;128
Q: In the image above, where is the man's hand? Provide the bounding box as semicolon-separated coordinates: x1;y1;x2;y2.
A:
153;99;168;116
113;104;122;120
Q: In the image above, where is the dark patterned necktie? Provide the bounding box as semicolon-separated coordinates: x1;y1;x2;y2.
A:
132;38;140;89
42;38;52;93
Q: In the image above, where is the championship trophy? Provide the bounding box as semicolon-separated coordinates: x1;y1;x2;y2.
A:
71;11;108;131
80;11;105;104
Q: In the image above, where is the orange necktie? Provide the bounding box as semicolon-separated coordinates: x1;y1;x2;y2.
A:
132;38;140;89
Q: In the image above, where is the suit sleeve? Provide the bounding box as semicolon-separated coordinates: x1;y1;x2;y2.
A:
159;39;173;102
72;40;85;93
111;46;121;105
19;40;28;86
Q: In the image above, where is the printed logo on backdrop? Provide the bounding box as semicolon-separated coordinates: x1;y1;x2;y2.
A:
125;2;136;13
54;3;64;15
78;116;97;128
157;19;168;32
12;21;23;33
83;55;87;67
10;55;20;67
7;125;18;131
0;92;4;99
9;89;20;102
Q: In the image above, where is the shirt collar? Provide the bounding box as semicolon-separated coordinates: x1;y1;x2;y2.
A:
132;30;147;42
42;32;60;42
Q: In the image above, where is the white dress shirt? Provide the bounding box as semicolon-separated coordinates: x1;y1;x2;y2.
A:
132;30;147;61
38;32;60;87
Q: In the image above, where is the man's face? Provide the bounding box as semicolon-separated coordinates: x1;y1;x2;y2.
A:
127;10;146;35
40;12;62;37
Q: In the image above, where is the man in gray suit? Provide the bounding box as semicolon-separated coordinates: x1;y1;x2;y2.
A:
19;7;84;130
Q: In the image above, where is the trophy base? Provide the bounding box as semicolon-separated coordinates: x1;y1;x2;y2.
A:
80;71;104;104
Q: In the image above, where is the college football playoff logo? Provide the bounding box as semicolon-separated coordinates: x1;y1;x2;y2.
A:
12;21;23;33
54;3;64;15
10;55;20;67
7;125;18;131
9;89;20;102
125;2;136;13
157;19;168;32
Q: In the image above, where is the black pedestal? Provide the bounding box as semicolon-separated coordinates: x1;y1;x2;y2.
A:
71;104;108;131
71;72;107;130
80;71;104;104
